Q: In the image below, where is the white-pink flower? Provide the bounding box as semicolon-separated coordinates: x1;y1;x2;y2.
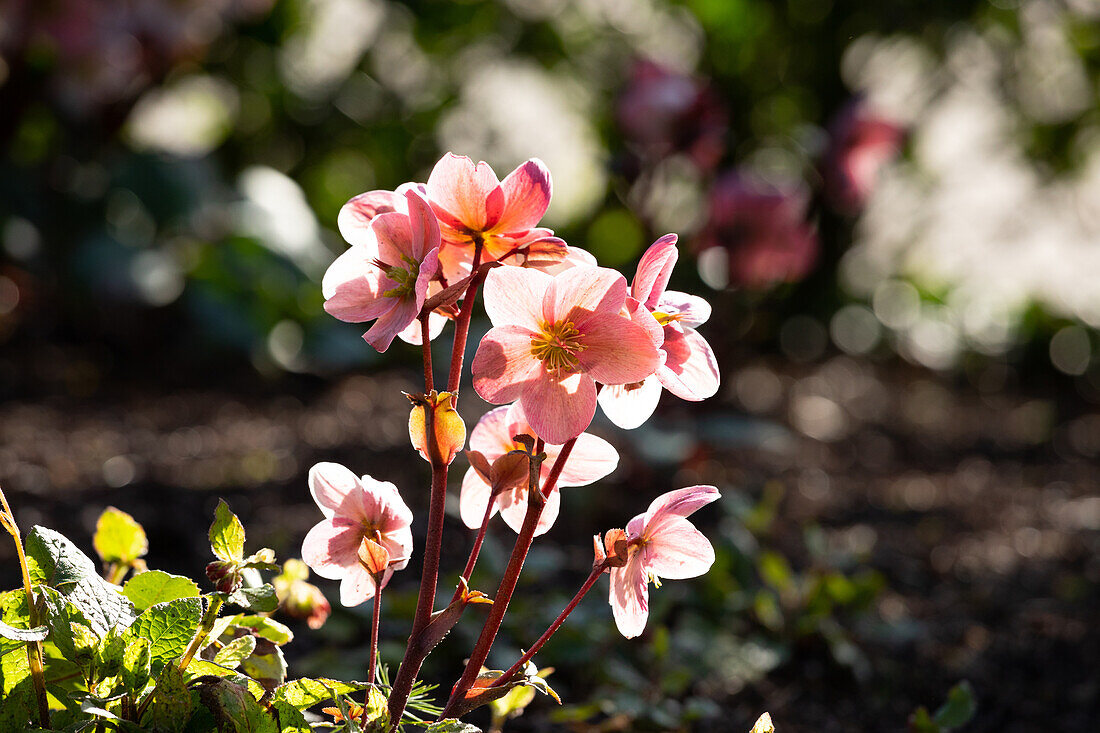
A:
599;235;720;429
323;188;441;352
471;265;662;444
609;485;719;638
301;462;414;607
460;402;618;536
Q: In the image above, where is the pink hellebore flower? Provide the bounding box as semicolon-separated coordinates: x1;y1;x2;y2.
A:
460;402;618;536
301;462;414;607
323;188;441;352
610;485;720;639
599;234;720;429
472;265;662;444
425;153;555;282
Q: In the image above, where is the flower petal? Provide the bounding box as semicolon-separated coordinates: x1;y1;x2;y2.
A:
493;158;552;233
321;248;391;322
371;211;415;265
363;298;419;353
405;189;441;260
554;432;618;486
576;313;661;386
657;290;712;328
643;516;715;580
609;555;650;639
530;244;597;276
308;462;363;517
301;518;361;580
632;234;678;309
658;326;720;401
426;153;504;232
339;565;385;607
472;325;543;405
398;310;447;346
338;190;403;247
360;474;414;531
483;266;552;331
469;404;520;458
459;468;498;529
597;375;663;430
642;485;720;536
542;266;628;324
520;370;597;445
498;485;561;536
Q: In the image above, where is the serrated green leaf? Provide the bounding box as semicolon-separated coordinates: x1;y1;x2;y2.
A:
240;640;286;687
124;571;201;612
228;584;278;613
934;681;976;729
128;597;203;674
25;525;98;587
423;720;482;732
38;585;80;659
194;676;277;732
271;700;312;732
94;625;126;677
65;576;136;636
210;500;245;563
0;648;34;728
272;678;368;710
93;507;148;565
143;664;193;733
122;636;152;694
0;591;30;659
213;635;256;668
183;658;263;697
235;615;293;646
0;620;47;642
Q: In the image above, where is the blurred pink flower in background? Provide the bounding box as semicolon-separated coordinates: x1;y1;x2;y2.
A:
301;462;414;607
460;402;618;536
610;485;720;638
695;174;819;289
616;59;728;171
472;265;661;444
599;234;720;429
323;188;441;352
823;99;905;214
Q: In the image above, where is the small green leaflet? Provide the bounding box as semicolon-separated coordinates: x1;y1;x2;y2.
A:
127;597;203;674
272;678;367;710
212;635;256;668
209;500;245;563
92;507;148;565
124;571;200;611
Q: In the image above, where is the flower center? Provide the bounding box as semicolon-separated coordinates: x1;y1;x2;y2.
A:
377;254;421;299
652;310;683;326
530;320;586;375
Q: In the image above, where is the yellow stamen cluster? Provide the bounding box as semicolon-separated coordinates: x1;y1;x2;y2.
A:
652;311;683;326
530;320;586;375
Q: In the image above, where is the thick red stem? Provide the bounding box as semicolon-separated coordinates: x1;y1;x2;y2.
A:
446;238;484;397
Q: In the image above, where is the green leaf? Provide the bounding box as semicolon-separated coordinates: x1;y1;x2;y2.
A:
94;625;126;677
193;676;277;732
234;615;293;646
271;700;312;732
909;706;939;733
124;571;201;612
240;640;287;687
213;635;256;668
184;658;264;698
272;678;367;710
0;620;45;642
228;584;278;613
424;721;483;732
0;648;34;728
37;586;80;659
0;592;31;659
65;577;137;636
92;507;148;565
934;681;976;730
128;597;203;674
122;637;152;694
210;500;245;563
143;664;193;733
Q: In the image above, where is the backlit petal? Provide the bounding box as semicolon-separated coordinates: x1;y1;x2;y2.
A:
632;234;678;309
643;485;720;537
426;153;504;232
643;516;715;580
658;326;720;401
576;314;661;385
483;266;552;331
321;248;391;322
494;158;552;233
657;290;712;328
555;432;618;486
363;298;418;353
609;556;650;639
301;518;361;579
520;370;597;445
459;468;498;529
472;325;543;405
542;266;628;324
338;190;403;247
597;375;663;430
308;462;362;517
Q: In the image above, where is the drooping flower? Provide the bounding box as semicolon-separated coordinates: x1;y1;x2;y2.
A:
301;462;414;607
823;98;905;214
695;174;818;289
460;402;618;536
425;153;554;282
323;188;441;352
599;234;720;429
471;265;662;444
608;485;720;638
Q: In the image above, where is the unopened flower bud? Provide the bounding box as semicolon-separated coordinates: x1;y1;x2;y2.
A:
408;390;467;465
357;537;391;578
206;560;242;593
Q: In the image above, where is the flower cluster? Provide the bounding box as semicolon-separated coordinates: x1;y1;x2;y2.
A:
302;152;723;726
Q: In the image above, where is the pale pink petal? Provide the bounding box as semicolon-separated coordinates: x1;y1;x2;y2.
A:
498;486;560;536
437;239;475;284
301;518;361;580
308;462;363;517
380;527;413;571
533;245;598;276
542;266;628;324
643;516;715;580
363;298;419;353
469;405;519;458
597;375;663;430
414;248;441;308
576;313;661;385
642;485;720;536
459;469;498;529
338;190;403;247
472;325;543;404
657;291;711;328
483;266;552;331
397;310;447;346
632;234;678;309
339;565;384;607
555;432;618;486
493;158;552;233
360;475;414;530
371;211;415;265
426;153;504;232
404;189;441;260
321;248;391;322
520;370;597;445
609;555;650;639
658;326;720;401
624;295;664;350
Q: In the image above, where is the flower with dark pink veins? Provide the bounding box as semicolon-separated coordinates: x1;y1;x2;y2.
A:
599;234;720;429
323;188;441;352
472;265;662;444
301;462;413;607
425;153;557;282
460;402;618;536
695;174;819;289
608;485;720;638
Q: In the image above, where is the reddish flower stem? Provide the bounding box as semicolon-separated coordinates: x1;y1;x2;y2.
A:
451;490;496;605
439;437;577;719
420;314;433;392
446;238;484;397
368;586;382;685
490;565;604;687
